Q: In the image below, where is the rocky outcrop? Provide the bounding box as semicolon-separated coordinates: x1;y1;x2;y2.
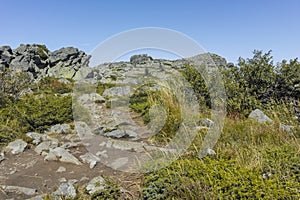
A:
0;44;91;80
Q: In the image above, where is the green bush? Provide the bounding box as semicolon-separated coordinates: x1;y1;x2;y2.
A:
0;69;32;107
0;94;73;144
142;146;300;199
17;94;73;132
36;77;73;94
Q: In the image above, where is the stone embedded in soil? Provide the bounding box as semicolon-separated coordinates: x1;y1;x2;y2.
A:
44;147;82;165
48;123;72;134
105;130;126;138
1;185;37;196
26;132;48;145
86;176;106;195
35;141;58;155
56;166;67;173
248;109;273;123
104;129;138;139
80;153;101;169
52;182;77;198
6;139;27;155
279;124;294;132
0;151;4;162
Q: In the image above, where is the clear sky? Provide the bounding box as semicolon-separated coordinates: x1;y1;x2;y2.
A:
0;0;299;63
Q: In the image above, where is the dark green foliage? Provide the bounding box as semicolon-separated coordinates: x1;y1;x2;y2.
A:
142;146;300;199
181;65;210;108
96;82;116;96
91;178;120;200
0;69;32;107
129;88;152;123
36;77;73;94
0;94;73;144
183;50;299;117
275;58;300;100
17;94;73;132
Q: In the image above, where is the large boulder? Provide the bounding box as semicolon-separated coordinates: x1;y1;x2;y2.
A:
0;44;91;80
0;46;14;70
130;54;153;64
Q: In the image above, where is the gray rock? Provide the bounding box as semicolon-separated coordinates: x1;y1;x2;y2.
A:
6;139;27;155
102;86;131;97
1;185;37;196
124;130;138;138
86;176;106;195
0;151;5;162
26;195;44;200
201;118;214;127
130;54;152;64
79;153;100;169
0;46;13;69
35;141;58;155
77;93;106;104
207;148;216;155
279;124;294;132
26;132;51;145
48;124;71;134
44;147;82;165
53;182;76;198
56;166;67;173
57;77;71;84
0;44;91;81
105;130;126;138
248;109;273;123
104;129;138;139
49;47;79;65
60;141;82;149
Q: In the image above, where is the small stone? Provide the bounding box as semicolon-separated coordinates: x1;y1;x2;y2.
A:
207;148;216;155
35;141;58;155
6;139;27;155
0;151;4;162
86;176;106;195
68;179;78;185
1;185;37;196
80;177;89;182
53;182;76;198
80;153;100;169
279;124;294;132
201;118;214;127
248;109;273;123
56;166;66;173
45;147;82;165
48;124;71;134
59;177;67;183
105;130;126;138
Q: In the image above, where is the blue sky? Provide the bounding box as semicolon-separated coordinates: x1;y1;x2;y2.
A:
0;0;299;63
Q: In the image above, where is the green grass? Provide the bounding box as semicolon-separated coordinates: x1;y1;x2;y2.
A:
142;118;300;199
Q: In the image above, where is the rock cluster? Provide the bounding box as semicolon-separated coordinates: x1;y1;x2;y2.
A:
0;44;90;80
